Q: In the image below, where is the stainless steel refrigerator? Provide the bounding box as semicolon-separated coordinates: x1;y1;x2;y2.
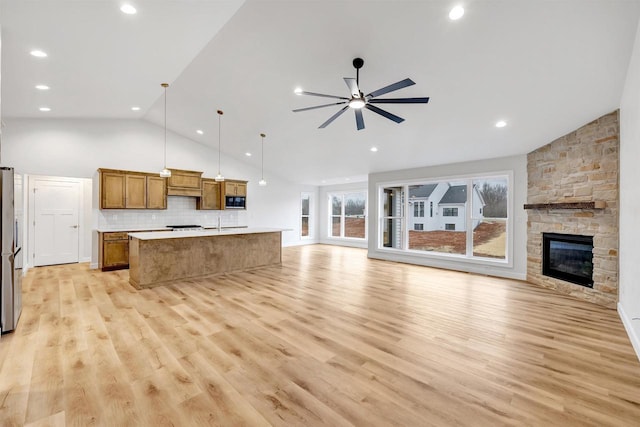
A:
1;167;22;333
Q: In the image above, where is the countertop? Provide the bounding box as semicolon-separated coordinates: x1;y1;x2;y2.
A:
96;226;248;233
128;227;285;240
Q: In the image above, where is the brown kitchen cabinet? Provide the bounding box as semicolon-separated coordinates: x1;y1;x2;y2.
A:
100;170;126;209
196;178;221;210
125;173;147;208
146;175;167;209
100;231;130;271
224;180;247;196
99;169;167;210
167;169;203;197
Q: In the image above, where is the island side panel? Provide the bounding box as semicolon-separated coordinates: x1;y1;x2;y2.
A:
128;237;141;288
130;231;282;289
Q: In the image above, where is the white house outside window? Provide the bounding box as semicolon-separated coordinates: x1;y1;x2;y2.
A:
380;174;510;263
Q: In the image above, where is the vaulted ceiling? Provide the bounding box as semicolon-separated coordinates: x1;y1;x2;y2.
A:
2;0;639;184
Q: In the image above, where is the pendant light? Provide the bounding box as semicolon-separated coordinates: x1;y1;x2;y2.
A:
258;133;267;186
159;83;171;178
214;109;225;182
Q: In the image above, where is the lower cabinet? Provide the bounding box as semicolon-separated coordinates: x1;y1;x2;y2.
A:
100;232;130;271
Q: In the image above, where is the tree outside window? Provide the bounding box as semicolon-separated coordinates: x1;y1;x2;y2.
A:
329;191;367;239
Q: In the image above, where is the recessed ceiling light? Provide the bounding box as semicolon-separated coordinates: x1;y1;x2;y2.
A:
120;4;137;14
294;87;303;95
495;120;507;128
370;147;378;152
131;106;140;111
345;178;351;181
321;180;326;183
35;84;50;90
449;5;465;20
245;152;252;157
30;50;47;58
39;107;51;112
196;129;204;135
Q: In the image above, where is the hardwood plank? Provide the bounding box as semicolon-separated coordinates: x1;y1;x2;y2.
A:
0;245;638;426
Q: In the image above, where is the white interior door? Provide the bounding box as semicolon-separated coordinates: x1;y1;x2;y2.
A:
33;179;80;266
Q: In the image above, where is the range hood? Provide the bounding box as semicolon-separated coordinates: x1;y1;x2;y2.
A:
166;169;203;197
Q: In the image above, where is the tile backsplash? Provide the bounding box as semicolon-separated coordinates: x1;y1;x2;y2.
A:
97;196;247;230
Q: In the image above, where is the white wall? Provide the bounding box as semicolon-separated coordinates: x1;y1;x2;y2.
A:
367;154;527;280
2;118;318;256
619;18;640;361
319;181;369;249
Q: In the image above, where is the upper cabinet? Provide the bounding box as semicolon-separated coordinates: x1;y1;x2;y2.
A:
224;180;247;196
196;179;221;210
99;168;247;211
99;169;167;210
167;169;202;197
125;173;147;209
146;176;167;209
101;170;126;209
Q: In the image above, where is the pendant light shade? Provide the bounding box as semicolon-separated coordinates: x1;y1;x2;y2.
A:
258;133;267;186
215;109;225;182
159;83;171;178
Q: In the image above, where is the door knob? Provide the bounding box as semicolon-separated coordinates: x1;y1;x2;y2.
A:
70;225;78;228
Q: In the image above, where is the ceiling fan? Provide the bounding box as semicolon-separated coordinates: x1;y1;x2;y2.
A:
293;57;430;131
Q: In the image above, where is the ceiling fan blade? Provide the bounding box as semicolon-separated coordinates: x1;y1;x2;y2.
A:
319;106;349;128
298;90;349;100
293;101;348;112
344;78;360;98
365;104;405;124
368;97;430;104
366;78;415;99
355;109;365;130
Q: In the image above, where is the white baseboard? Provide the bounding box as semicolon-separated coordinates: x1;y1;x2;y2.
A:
283;239;319;247
90;262;99;270
618;302;640;363
80;256;91;263
319;239;368;249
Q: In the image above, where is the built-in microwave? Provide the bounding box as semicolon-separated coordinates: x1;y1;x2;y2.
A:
225;196;246;209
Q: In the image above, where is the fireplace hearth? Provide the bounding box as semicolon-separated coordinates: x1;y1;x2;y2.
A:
542;233;594;288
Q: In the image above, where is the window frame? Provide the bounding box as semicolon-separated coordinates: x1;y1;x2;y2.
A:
376;171;513;268
327;190;368;241
300;192;313;240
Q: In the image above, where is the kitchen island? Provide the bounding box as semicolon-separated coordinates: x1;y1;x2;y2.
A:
127;228;283;289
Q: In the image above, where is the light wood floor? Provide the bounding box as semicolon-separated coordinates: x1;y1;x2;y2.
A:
1;245;639;426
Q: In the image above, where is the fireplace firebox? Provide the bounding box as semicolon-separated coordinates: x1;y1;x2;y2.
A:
542;233;594;288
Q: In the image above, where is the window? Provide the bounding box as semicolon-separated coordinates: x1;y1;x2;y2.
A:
443;207;458;217
413;201;425;217
471;177;508;259
329;191;367;239
379;174;510;263
301;192;312;238
381;186;403;248
331;195;342;237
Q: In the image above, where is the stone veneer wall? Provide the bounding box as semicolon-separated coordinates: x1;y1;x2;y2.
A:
527;110;619;308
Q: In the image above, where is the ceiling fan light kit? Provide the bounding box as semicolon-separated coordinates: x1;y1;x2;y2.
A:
293;57;429;130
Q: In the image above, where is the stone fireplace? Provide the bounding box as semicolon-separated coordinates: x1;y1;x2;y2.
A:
526;110;619;308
